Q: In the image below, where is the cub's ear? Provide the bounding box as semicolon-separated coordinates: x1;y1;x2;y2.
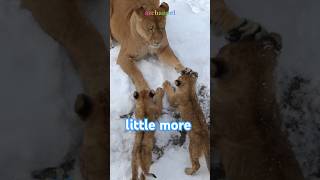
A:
149;90;155;97
175;79;181;86
133;91;139;99
211;58;226;78
159;2;169;12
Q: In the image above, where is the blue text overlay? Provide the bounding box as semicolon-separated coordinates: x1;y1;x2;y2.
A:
125;118;192;131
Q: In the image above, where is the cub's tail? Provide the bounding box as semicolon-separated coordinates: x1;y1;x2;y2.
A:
204;147;210;172
202;131;210;172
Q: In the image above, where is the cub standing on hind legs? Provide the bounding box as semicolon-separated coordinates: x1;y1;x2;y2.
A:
163;73;210;175
212;34;304;180
110;0;192;91
21;0;108;179
131;88;164;180
211;0;275;175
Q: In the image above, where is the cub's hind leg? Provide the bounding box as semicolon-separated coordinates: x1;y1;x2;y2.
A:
131;132;143;180
185;135;202;175
140;132;156;179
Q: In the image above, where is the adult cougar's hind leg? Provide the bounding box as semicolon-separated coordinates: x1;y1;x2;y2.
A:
140;132;155;180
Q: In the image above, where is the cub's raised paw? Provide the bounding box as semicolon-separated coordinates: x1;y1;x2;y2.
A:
162;80;171;89
156;87;164;96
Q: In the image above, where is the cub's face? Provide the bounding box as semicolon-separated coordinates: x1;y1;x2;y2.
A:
211;35;281;90
211;44;261;91
133;89;158;119
132;2;169;49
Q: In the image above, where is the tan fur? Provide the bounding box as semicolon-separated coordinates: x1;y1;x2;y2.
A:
212;36;304;180
21;1;107;179
131;88;164;180
163;74;210;175
212;0;241;34
110;0;185;91
77;92;108;180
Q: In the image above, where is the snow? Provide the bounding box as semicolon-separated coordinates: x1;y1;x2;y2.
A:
110;0;210;179
151;147;209;179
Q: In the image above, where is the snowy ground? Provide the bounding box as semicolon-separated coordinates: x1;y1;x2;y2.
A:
0;0;106;179
213;0;320;179
110;0;210;179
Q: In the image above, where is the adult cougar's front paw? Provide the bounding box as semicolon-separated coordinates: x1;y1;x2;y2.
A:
260;32;282;52
226;18;268;42
180;67;193;75
181;68;198;79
